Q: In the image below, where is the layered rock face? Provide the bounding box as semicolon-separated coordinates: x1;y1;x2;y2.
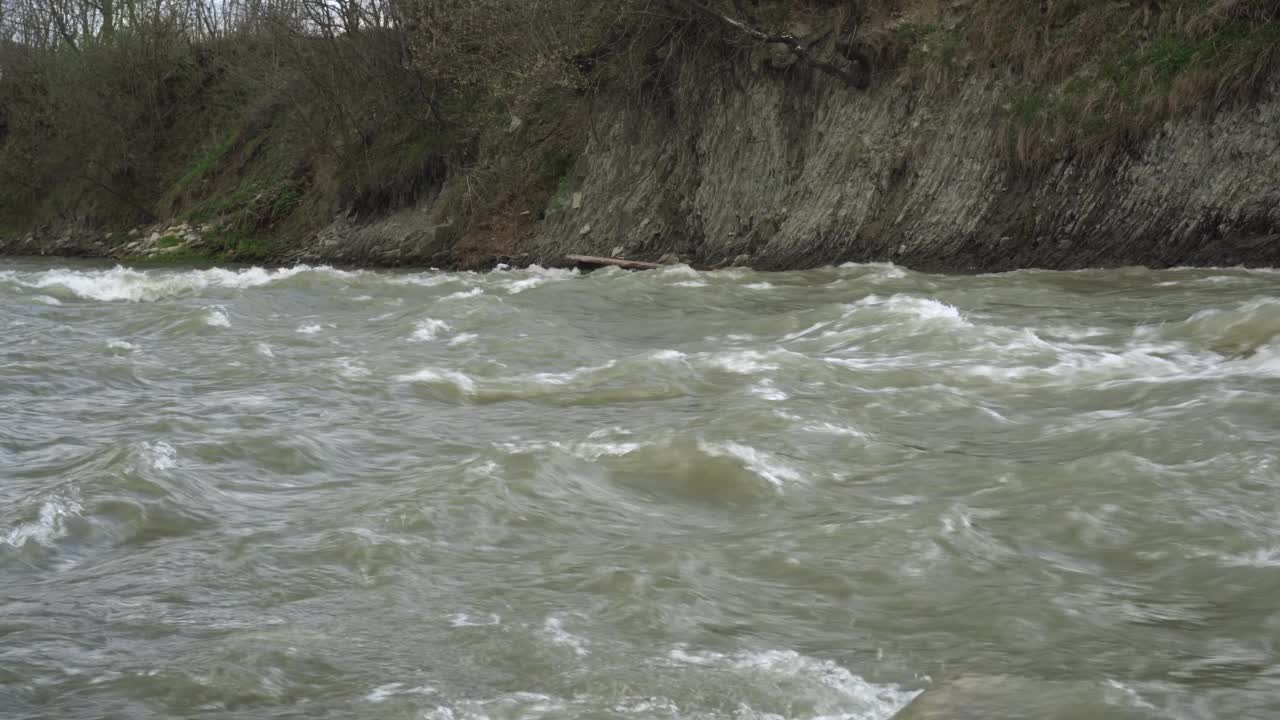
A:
521;72;1280;271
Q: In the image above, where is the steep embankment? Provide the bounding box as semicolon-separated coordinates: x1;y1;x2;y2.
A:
2;1;1278;271
292;80;1280;272
521;74;1280;272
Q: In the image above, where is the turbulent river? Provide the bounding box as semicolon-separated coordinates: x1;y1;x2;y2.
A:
3;259;1280;719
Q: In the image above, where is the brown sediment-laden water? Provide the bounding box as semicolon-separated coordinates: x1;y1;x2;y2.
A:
3;259;1280;718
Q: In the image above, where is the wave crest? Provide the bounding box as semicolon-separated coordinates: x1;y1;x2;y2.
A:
12;264;347;302
4;494;83;549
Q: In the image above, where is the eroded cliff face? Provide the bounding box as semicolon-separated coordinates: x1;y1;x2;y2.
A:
514;68;1280;271
6;65;1277;272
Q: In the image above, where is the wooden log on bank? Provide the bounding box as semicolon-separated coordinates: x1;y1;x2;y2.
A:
566;254;664;271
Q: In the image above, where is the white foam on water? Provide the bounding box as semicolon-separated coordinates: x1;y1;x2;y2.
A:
496;439;556;455
204;306;230;328
423;695;675;720
496;438;646;462
750;380;789;401
506;277;546;293
543;616;589;657
395;368;478;394
532;265;580;277
886;297;965;324
395;272;470;288
449;333;478;346
366;683;437;703
745;282;775;290
498;265;578;291
698;441;802;491
572;441;645;460
940;506;974;534
449;613;501;627
15;264;340;302
1179;296;1280;328
659;264;701;278
705;350;784;375
255;342;275;358
667;648;721;666
336;358;372;379
106;339;137;351
1224;340;1280;377
478;456;521;484
802;421;867;438
838;261;909;279
1103;680;1158;711
504;270;576;294
588;427;633;439
960;339;1214;385
1040;324;1111;342
412;318;452;341
418;673;911;720
611;697;682;715
998;339;1277;384
519;361;618;387
424;693;565;720
672;280;708;287
846;294;969;328
138;441;177;471
667;647;919;720
522;370;582;387
32;294;62;305
296;323;324;334
1117;298;1280;378
4;495;83;549
1220;546;1280;568
441;288;484;301
781;322;835;343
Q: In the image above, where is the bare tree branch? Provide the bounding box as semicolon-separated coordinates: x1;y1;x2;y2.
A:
669;0;871;89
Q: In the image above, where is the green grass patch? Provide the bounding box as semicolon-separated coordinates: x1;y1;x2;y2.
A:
171;135;236;195
134;232;275;264
223;235;274;260
997;9;1280;164
542;152;578;214
1007;92;1050;124
128;247;212;265
187;177;301;230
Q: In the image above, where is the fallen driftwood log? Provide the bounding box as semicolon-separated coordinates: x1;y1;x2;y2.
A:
566;255;663;271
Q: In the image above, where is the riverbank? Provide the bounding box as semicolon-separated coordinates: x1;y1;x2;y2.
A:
2;1;1278;271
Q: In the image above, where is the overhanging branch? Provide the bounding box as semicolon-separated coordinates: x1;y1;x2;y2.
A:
670;0;870;89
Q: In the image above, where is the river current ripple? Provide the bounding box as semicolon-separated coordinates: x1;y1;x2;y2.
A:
2;259;1280;719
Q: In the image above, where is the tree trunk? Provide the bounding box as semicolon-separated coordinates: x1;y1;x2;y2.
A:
566;254;664;270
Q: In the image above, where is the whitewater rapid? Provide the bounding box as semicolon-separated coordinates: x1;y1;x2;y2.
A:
3;259;1280;719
